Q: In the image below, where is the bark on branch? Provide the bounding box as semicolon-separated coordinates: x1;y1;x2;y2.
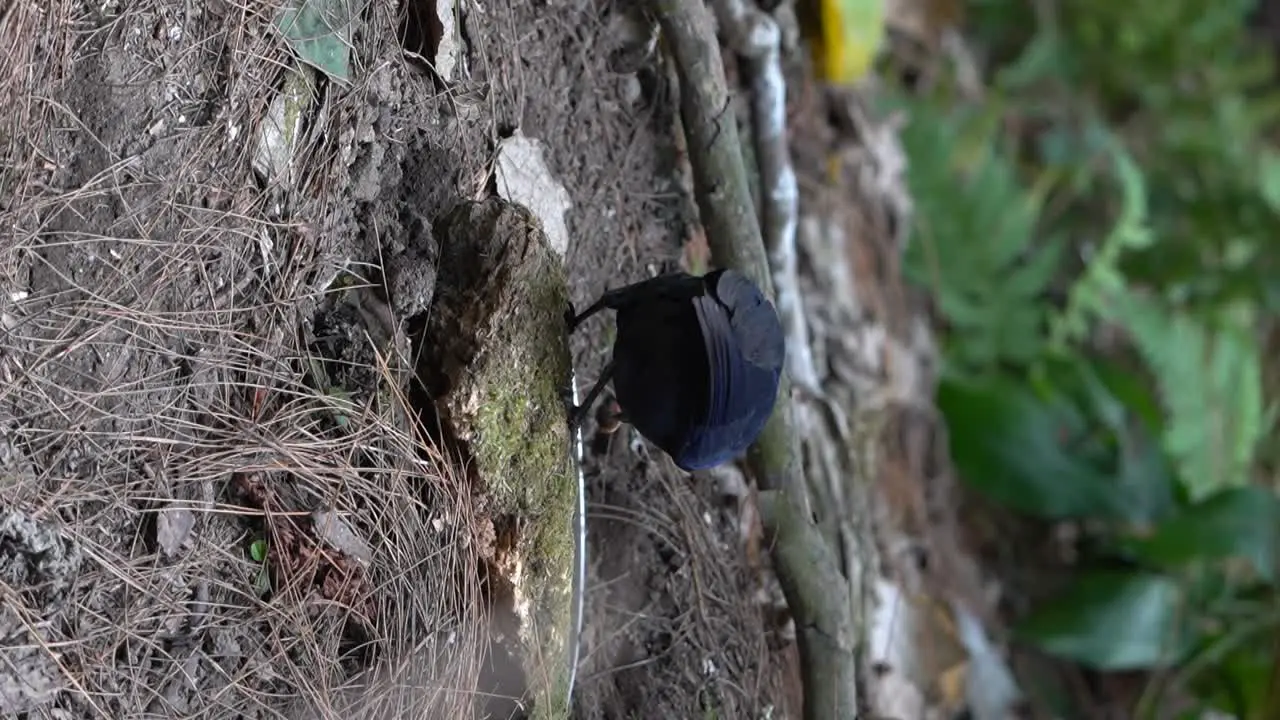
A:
649;2;861;718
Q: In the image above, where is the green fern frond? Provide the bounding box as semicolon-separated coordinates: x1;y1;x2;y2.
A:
1051;138;1267;498
1050;139;1153;350
1108;292;1264;500
897;98;1060;372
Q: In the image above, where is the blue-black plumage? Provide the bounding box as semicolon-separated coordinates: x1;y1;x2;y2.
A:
565;268;785;470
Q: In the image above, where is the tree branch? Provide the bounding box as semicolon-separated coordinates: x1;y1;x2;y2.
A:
649;2;861;718
649;0;803;504
709;0;819;395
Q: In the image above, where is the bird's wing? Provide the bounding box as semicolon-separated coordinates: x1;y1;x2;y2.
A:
677;305;773;469
710;270;785;372
692;293;736;436
679;280;782;469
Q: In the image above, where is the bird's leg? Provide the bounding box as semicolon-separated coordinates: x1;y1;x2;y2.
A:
565;359;617;430
565;296;611;334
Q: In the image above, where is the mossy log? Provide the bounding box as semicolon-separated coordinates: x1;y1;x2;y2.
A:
416;198;577;719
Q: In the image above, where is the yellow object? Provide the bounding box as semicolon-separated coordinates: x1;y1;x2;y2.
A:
803;0;888;84
936;661;970;711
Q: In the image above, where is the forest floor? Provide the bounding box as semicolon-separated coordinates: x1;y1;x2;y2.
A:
1;0;1020;716
1;1;819;717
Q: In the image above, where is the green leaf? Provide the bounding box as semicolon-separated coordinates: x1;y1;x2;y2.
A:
1191;641;1275;720
1110;291;1266;501
1088;357;1165;436
1130;485;1280;583
1258;149;1280;213
1015;570;1188;670
276;0;358;83
1036;356;1179;525
895;94;1062;373
250;538;268;563
938;373;1124;520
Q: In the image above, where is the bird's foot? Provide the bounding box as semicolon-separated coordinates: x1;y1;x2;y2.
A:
560;385;589;430
595;396;624;434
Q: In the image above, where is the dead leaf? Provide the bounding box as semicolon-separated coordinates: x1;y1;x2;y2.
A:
955;606;1024;720
155;508;195;557
884;0;964;47
868;579;967;698
870;665;928;720
495;129;574;259
252;67;316;189
428;0;462;82
311;509;373;568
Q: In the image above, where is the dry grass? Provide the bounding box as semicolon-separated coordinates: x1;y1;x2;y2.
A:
0;0;496;718
572;452;789;719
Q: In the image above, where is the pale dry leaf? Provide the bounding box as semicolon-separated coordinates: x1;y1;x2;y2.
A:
870;666;931;720
430;0;462;82
252;67;316;189
495;130;574;259
155;508;195;557
955;606;1023;720
312;510;374;568
869;579;967;697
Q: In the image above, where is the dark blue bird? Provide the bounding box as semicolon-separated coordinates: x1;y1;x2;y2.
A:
565;268;785;471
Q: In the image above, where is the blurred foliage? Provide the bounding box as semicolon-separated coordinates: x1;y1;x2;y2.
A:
970;0;1280;312
796;0;888;84
895;99;1063;371
880;0;1280;716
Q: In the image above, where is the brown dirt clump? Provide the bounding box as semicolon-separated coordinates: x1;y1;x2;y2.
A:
0;0;795;718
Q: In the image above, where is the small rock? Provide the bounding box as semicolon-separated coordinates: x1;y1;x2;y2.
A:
494;130;574;260
707;464;748;499
155;508;195;557
311;510;373;568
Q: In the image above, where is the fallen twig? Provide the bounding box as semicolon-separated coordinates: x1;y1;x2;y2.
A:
650;1;860;718
710;0;819;395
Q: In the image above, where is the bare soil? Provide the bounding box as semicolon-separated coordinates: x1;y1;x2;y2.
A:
1;0;795;718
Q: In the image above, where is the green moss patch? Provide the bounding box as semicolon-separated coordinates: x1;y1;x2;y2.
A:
417;198;576;717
